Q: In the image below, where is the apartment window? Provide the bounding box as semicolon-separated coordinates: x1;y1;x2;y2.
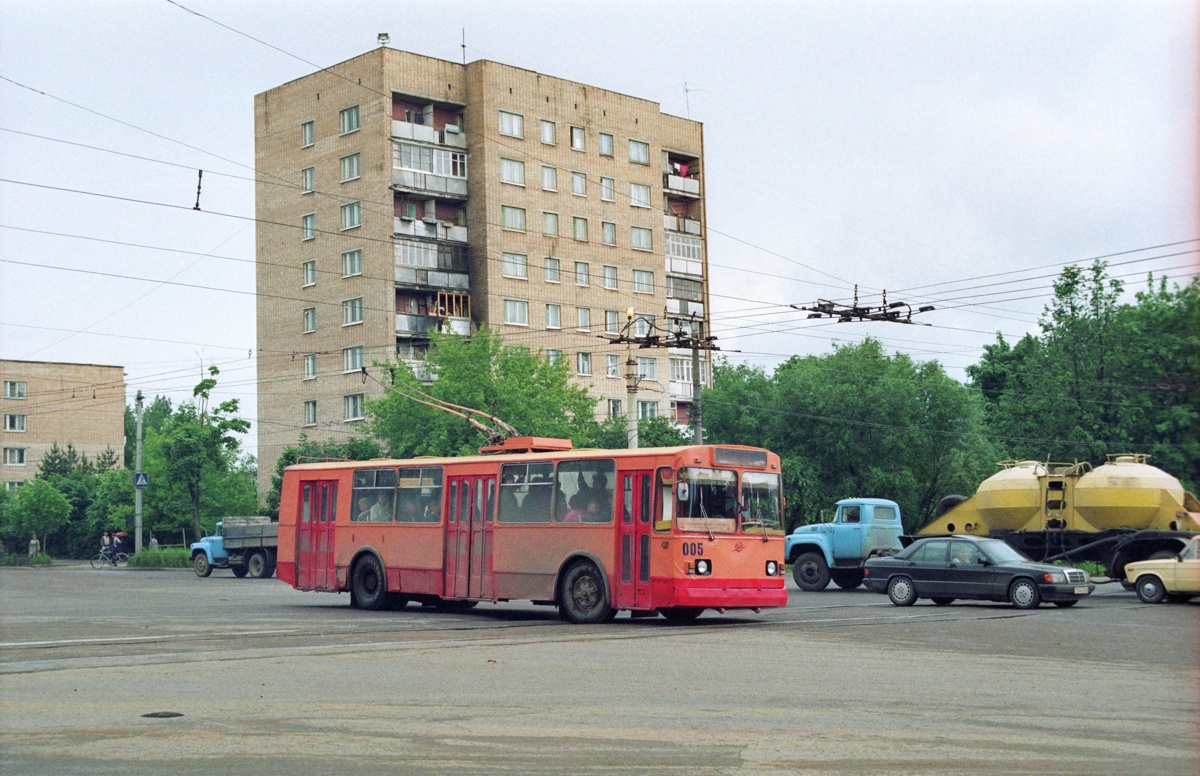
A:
541;165;557;191
629;139;650;165
666;233;703;261
343;345;364;372
630;183;651;208
540;119;556;145
303;354;317;380
340;153;360;182
3;381;26;400
603;264;618;289
302;307;316;333
605;310;620;333
667;275;704;302
301;166;315;193
638;401;658;420
570;126;585;151
544;257;561;283
672;357;705;385
576;307;591;331
4;414;26;432
599;132;614;157
393;143;467;178
545;304;562;329
343;297;364;326
542;212;559;236
396;239;438;268
503;299;529;326
303;400;317;426
499;110;523;138
3;448;26;466
500;158;525;185
302;260;316;287
606;354;620;378
637;356;657;380
572;217;588;242
571;171;587;196
577;352;592;376
631;226;653;251
340;201;362;230
608;399;622;418
601;222;616;246
501;205;526;231
574;261;590;286
301;213;315;240
300;120;314;147
546;349;562;365
600;177;615;202
344;393;365;421
502;252;528;279
633;270;654;294
342;249;362;277
340;105;360;135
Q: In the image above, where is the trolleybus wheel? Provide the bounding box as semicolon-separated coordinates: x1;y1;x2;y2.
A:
351;554;387;611
559;561;613;624
659;607;703;623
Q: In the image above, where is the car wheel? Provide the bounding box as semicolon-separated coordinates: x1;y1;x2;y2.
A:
792;552;831;592
931;597;954;606
351;554;387;611
1009;578;1042;609
559;561;613;624
1135;575;1167;604
193;553;212;578
831;569;865;590
887;576;917;607
231;564;249;578
1053;600;1079;608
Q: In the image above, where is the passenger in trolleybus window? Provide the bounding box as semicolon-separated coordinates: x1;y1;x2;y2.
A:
356;497;372;522
369;491;393;522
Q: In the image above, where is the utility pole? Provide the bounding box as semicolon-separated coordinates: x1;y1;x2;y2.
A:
690;327;702;444
134;390;144;555
624;308;639;449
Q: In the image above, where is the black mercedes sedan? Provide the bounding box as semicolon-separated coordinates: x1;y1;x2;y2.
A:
863;535;1094;609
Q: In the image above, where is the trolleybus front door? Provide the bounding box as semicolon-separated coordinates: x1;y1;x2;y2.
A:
617;471;654;609
445;475;495;600
297;480;337;591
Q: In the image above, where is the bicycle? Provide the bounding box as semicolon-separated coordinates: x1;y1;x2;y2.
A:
90;550;129;569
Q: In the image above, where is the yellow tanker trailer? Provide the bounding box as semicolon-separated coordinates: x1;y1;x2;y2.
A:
918;454;1200;581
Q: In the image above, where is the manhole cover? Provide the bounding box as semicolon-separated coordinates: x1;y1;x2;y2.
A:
141;711;184;718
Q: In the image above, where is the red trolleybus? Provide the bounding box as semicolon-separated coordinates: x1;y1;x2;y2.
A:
277;437;786;622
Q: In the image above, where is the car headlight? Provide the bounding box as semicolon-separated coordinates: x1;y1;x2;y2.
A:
1042;571;1066;584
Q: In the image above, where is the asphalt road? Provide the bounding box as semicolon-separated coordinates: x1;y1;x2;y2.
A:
1;564;1196;775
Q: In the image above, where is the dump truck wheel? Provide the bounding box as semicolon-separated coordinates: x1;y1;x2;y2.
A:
247;551;268;579
193;553;212;578
231;564;249;578
831;569;864;589
792;552;831;592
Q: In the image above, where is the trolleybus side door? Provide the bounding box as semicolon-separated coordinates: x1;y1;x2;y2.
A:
298;480;337;591
617;471;654;609
469;477;496;600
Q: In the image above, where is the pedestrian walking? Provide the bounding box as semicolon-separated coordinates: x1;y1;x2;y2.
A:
27;532;40;559
148;533;159;551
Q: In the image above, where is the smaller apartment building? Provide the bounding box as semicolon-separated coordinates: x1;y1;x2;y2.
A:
0;360;126;489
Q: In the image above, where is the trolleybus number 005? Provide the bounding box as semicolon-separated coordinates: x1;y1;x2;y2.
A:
681;542;705;557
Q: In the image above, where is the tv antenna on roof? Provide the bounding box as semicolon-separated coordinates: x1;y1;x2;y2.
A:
683;82;706;119
377;33;389;47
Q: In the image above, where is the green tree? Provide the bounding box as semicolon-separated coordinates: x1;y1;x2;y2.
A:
124;395;173;467
9;478;72;555
590;415;691;449
160;367;252;542
264;435;385;518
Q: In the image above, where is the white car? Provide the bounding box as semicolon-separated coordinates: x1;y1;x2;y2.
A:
1125;536;1200;603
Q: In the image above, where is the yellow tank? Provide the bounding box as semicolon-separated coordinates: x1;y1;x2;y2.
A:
972;461;1047;531
1075;455;1192;530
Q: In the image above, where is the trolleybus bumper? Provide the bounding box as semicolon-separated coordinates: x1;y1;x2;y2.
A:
669;578;788;609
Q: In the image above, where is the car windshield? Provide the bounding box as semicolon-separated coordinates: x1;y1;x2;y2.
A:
980;540;1031;564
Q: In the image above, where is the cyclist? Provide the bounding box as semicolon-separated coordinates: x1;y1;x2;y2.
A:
100;531;114;564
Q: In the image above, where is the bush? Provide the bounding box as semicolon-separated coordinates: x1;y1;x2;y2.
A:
127;548;190;568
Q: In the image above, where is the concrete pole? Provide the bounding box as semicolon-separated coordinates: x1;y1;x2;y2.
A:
134;390;143;554
625;349;638;449
691;343;702;444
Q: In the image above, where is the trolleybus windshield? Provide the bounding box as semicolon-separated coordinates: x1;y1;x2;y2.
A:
740;472;784;534
676;468;737;533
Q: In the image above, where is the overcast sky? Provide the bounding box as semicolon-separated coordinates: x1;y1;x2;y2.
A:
1;0;1195;460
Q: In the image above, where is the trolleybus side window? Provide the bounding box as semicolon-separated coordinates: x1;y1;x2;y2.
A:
498;462;554;523
448;481;458;523
654;467;674;531
676;468;737;533
740;471;783;533
301;484;311;522
554;459;616;523
396;466;443;523
352;468;397;522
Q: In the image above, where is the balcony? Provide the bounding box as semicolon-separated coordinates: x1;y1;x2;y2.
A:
394;217;468;243
663;214;701;235
393;169;468;197
666;299;704;318
665;256;703;277
664;174;700;197
396;314;471;338
394;266;470;291
392;120;468;149
670;381;694;400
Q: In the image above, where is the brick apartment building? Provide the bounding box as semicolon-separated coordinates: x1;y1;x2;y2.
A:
254;48;709;491
1;360;126;489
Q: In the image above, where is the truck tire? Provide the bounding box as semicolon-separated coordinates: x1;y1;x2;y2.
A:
193;553;212;578
231;564;249;578
792;552;831;592
247;551;268;579
264;563;276;579
935;495;967;518
831;569;864;590
351;554;388;611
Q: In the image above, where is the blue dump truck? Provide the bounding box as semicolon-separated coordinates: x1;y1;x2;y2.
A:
785;498;904;590
190;517;278;579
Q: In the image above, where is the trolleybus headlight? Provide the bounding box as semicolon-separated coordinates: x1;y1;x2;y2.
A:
766;560;778;576
694;559;711;576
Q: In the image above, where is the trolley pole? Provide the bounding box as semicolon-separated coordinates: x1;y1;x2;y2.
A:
134;390;144;555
